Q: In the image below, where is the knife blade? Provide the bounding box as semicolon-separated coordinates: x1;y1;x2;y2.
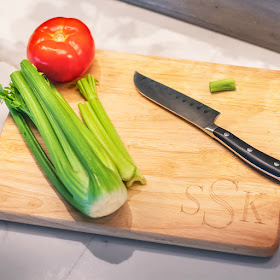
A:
134;71;280;181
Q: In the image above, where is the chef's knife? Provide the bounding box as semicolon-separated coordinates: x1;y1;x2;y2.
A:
134;71;280;180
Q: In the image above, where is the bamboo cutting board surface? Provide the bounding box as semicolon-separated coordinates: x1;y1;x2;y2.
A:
1;50;280;257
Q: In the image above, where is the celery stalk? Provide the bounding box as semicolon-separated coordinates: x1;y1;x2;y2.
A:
48;83;117;173
76;74;146;187
209;78;236;93
78;101;136;181
11;71;88;198
6;104;86;214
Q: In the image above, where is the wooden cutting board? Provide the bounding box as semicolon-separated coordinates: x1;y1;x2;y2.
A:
1;50;280;257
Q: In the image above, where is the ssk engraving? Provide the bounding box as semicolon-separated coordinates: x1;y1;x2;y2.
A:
181;186;203;215
180;185;203;215
202;180;236;229
240;191;264;224
181;179;265;228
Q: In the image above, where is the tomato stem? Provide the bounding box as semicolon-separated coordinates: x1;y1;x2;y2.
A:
53;32;66;42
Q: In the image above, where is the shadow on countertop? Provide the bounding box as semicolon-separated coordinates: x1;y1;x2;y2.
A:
0;219;279;267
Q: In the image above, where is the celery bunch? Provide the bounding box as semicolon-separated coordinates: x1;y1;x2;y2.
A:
0;60;145;218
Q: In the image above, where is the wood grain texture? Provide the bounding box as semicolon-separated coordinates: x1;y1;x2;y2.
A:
1;50;280;256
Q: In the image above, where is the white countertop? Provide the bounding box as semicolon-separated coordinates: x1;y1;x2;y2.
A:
1;0;280;279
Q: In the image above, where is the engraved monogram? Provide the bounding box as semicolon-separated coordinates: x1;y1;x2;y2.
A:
181;179;265;228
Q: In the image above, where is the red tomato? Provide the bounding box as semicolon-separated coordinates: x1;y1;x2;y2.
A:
27;17;95;82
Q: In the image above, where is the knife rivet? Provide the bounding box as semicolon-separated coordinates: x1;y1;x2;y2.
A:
274;162;280;167
224;132;230;137
247;147;253;152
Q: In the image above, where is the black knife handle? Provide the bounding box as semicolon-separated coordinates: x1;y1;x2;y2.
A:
213;126;280;179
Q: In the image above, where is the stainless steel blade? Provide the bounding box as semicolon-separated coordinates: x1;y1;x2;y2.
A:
134;72;220;130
